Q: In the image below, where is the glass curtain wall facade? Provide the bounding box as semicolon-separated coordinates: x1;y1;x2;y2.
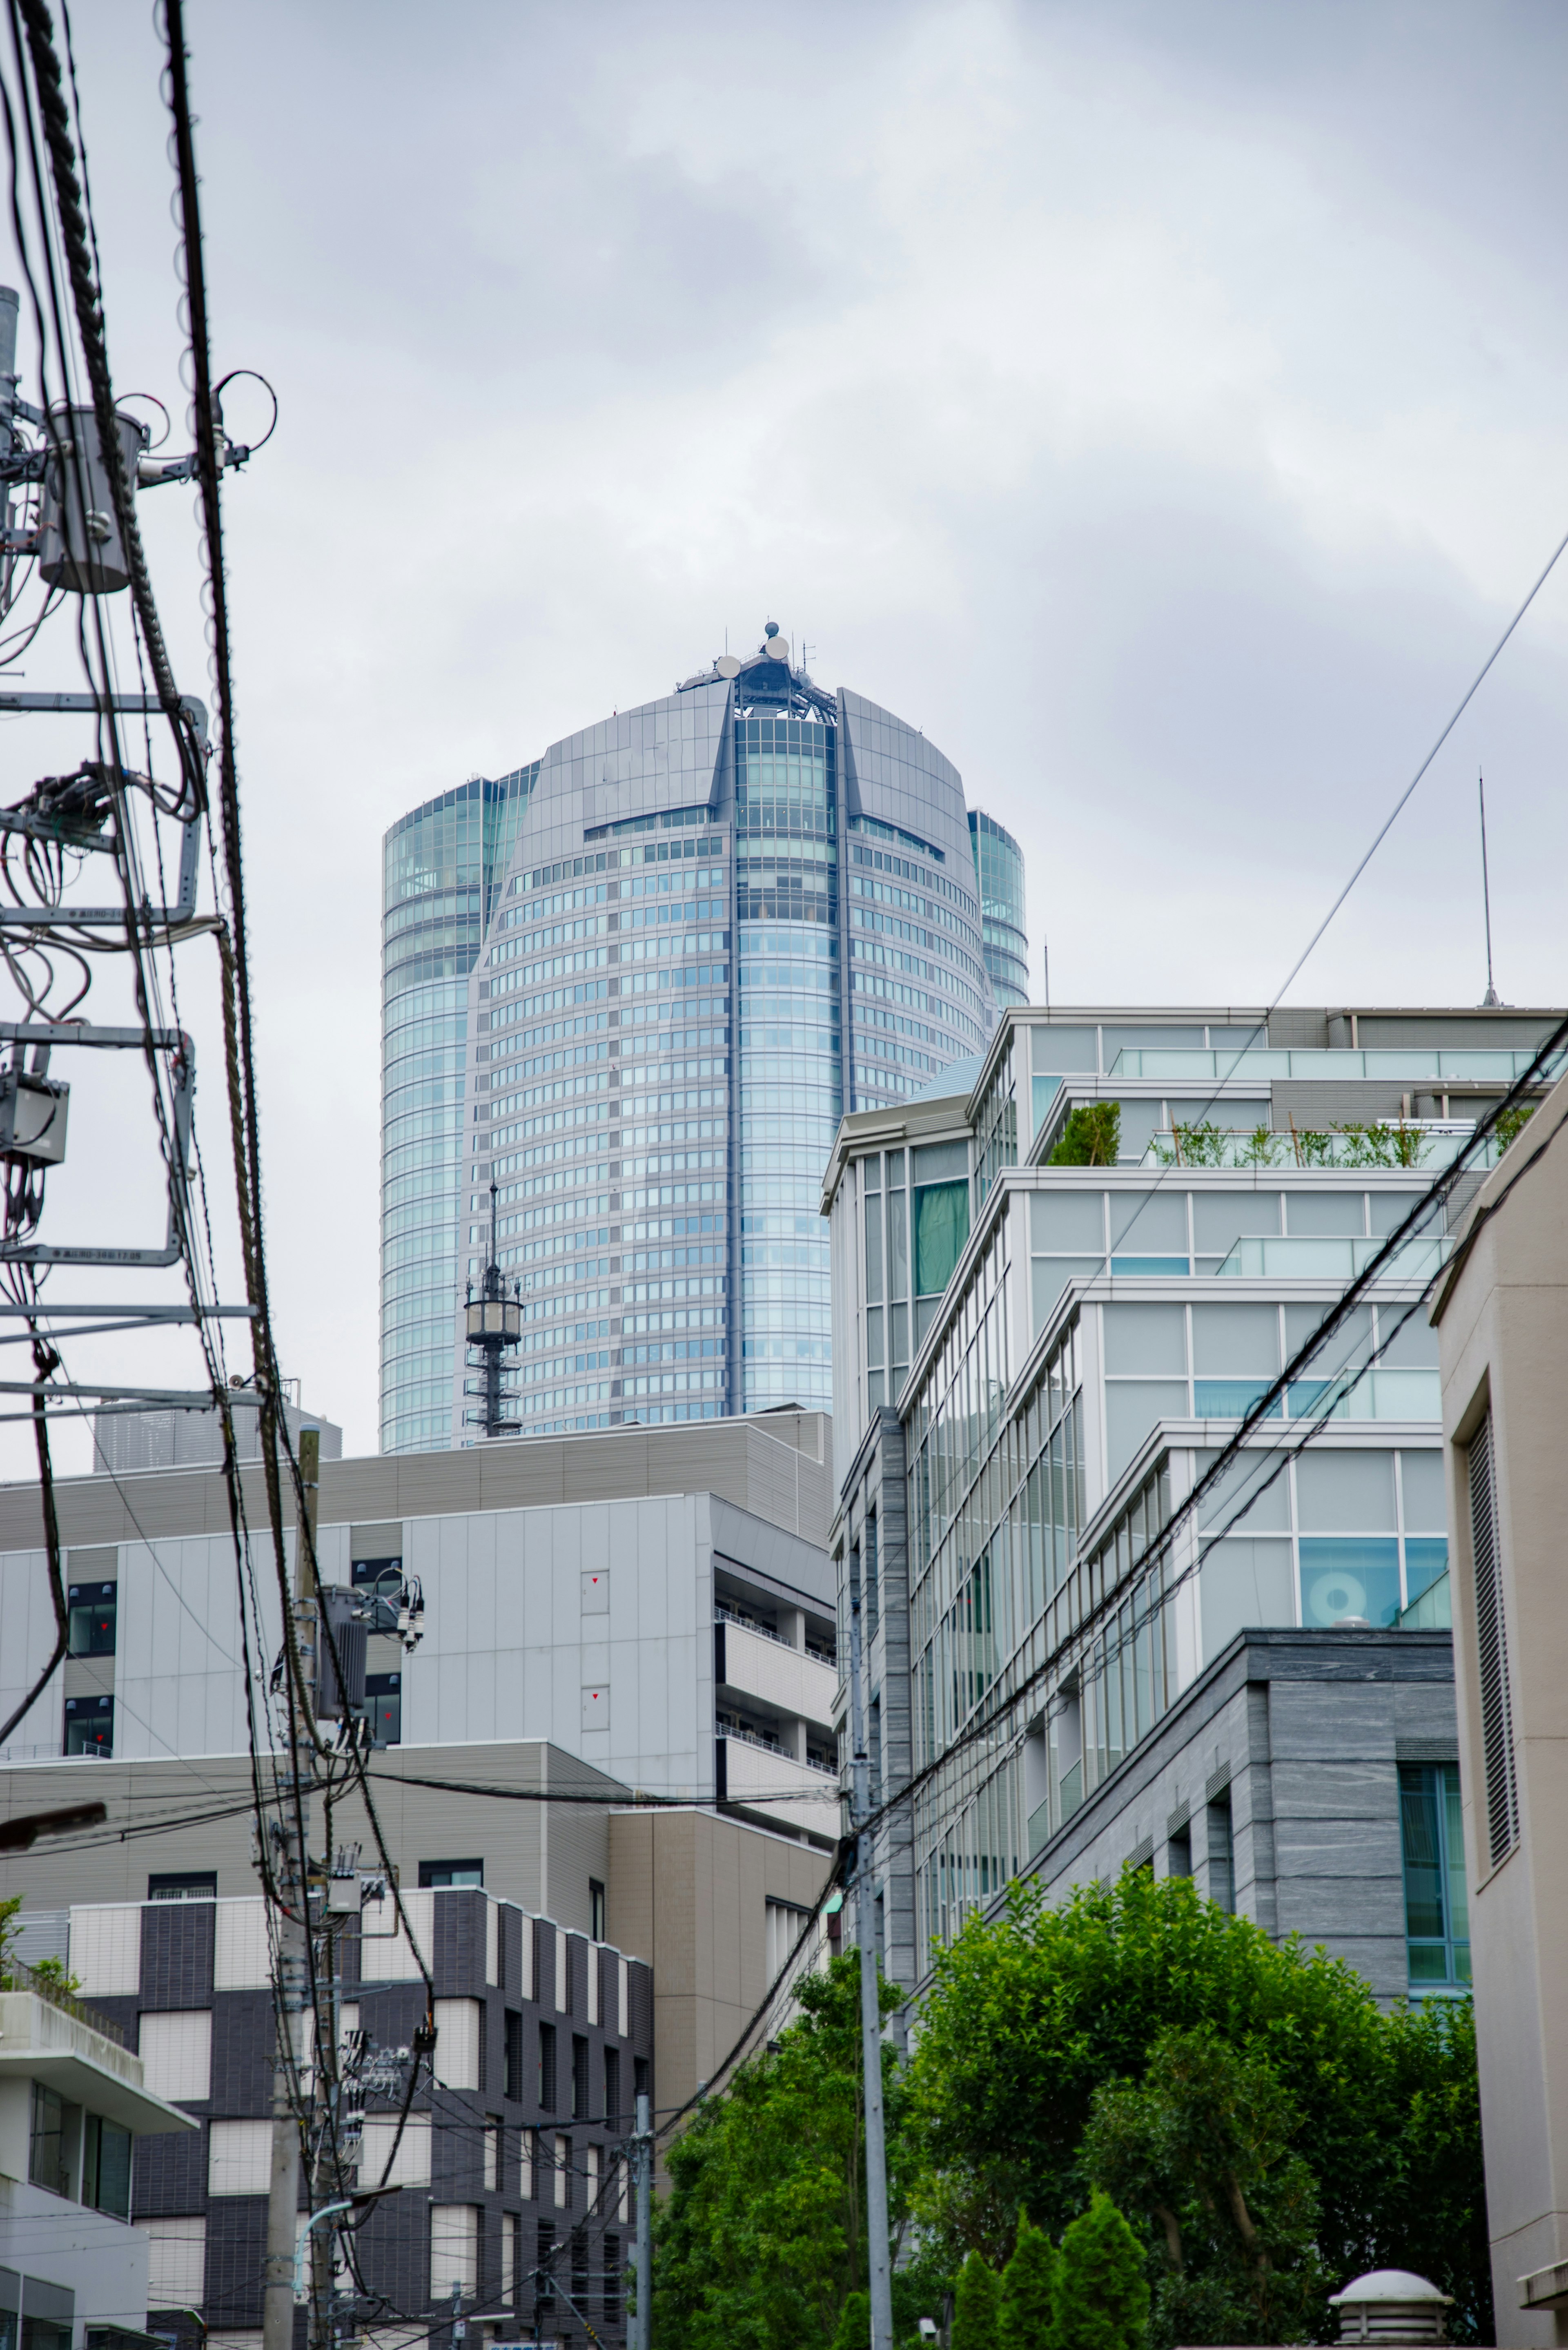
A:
426;631;996;1446
824;1000;1567;2002
736;711;840;1409
969;809;1029;1006
380;772;535;1453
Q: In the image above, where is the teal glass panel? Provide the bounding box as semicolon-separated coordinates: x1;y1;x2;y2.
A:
1404;1538;1448;1603
1111;1255;1190;1276
1298;1536;1401;1627
915;1180;969;1296
1194;1379;1281;1418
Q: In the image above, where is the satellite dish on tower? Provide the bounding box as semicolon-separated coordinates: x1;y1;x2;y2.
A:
764;637;790;661
715;655;742;678
763;620;780;637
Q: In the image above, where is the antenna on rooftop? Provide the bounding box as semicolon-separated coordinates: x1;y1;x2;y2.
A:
1478;769;1502;1008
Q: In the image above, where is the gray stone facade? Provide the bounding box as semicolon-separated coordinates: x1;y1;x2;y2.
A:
1020;1626;1457;2004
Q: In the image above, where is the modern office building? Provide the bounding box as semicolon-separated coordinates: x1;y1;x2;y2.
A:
822;1001;1564;2007
1432;1065;1568;2344
382;773;537;1455
968;810;1029;1007
386;626;1004;1448
0;1410;838;1840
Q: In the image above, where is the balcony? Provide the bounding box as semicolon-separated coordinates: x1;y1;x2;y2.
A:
1215;1234;1450;1284
716;1735;840;1840
715;1619;838;1730
0;1987;198;2136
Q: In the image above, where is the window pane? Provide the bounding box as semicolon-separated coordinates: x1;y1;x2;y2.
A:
914;1182;969;1296
1298;1537;1401;1627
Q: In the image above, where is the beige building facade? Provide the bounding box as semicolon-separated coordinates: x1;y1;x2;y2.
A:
1433;1070;1568;2346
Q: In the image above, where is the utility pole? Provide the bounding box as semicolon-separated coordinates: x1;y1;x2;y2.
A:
848;1594;893;2350
630;2091;653;2350
263;1418;318;2350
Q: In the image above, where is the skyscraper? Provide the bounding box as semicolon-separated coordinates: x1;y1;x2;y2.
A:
381;772;536;1454
969;808;1030;1006
423;627;1001;1444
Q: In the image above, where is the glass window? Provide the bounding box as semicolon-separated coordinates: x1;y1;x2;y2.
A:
1192;1302;1279;1377
1102;1303;1186;1376
1405;1538;1449;1603
1194;1380;1281;1420
1106;1382;1189;1483
1107;1191;1187;1253
1283;1193;1365;1237
1295;1449;1396;1530
914;1181;969;1296
67;1583;116;1657
82;2111;132;2217
1192;1193;1282;1253
148;1873;216;1902
590;1880;606;1943
29;2083;66;2194
1030;1190;1104;1253
1400;1449;1446;1530
1298;1536;1401;1627
419;1859;483;1888
63;1694;111;1757
1029;1024;1098;1073
1200;1538;1295;1662
1399;1764;1470;1991
365;1672;401;1745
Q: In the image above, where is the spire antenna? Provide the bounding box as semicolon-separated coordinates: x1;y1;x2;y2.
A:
1479;769;1501;1008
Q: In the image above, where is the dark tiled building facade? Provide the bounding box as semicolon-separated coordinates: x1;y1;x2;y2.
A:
82;1891;652;2350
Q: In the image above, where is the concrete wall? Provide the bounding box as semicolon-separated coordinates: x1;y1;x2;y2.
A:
606;1808;830;2127
1433;1070;1568;2346
0;1742;621;1937
0;2177;151;2343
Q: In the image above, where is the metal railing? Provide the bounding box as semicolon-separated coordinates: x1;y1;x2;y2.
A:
0;1952;127;2045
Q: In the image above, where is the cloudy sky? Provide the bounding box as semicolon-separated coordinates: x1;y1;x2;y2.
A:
5;0;1568;1462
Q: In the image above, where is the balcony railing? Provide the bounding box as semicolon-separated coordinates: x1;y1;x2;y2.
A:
0;1956;127;2045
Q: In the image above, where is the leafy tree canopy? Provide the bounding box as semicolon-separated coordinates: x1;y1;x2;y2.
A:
652;1956;943;2350
1048;1102;1121;1166
906;1870;1489;2342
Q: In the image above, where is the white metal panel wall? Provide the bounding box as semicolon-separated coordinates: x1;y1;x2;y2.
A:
360;1888;433;1982
429;2206;478;2296
71;1903;141;1995
432;1998;481;2090
0;1548;71;1750
209;2119;271;2194
399;1494;709;1797
554;1928;568;2015
138;2216;205;2308
360;2116;430;2188
115;1535;276;1761
214;1898;270;1989
139;2009;212;2102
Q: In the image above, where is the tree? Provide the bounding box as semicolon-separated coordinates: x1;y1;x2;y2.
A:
999;2212;1058;2350
906;1869;1491;2342
952;2250;1001;2350
653;1956;919;2350
1054;2193;1149;2350
1048;1103;1120;1166
1083;2027;1323;2347
830;2292;870;2350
